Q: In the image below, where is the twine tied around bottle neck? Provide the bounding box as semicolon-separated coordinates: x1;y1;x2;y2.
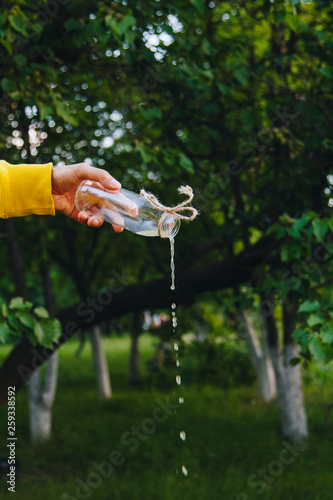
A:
140;185;198;238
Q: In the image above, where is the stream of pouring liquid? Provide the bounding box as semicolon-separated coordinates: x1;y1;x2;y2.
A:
170;236;188;477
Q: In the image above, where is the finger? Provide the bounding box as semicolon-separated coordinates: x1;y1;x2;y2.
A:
100;206;125;229
77;211;90;225
87;216;104;228
75;163;121;191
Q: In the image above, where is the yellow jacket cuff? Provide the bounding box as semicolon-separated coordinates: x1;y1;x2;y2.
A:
0;161;55;218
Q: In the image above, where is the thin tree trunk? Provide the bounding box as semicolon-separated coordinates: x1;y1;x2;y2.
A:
129;313;141;385
28;256;59;444
240;310;276;401
259;319;277;401
28;352;58;444
265;305;308;439
90;325;112;399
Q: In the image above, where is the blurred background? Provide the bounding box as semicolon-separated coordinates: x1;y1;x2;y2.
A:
0;0;333;498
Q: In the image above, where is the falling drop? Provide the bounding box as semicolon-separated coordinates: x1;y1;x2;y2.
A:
180;431;186;441
171;303;176;310
174;343;179;351
179;397;184;404
176;359;180;367
182;465;189;476
176;375;181;385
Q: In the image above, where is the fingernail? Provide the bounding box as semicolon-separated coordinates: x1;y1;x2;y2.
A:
110;179;121;189
92;219;99;227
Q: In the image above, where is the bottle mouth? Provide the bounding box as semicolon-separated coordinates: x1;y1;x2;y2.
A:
160;214;181;239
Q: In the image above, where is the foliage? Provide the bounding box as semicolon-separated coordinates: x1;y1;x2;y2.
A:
0;296;62;348
0;0;333;364
180;335;256;387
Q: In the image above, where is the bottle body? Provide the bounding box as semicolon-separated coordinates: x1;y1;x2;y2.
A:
75;180;181;238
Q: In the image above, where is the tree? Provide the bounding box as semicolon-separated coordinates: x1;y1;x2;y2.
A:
0;0;333;441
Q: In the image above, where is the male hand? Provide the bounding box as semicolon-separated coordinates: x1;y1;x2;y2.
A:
51;163;123;231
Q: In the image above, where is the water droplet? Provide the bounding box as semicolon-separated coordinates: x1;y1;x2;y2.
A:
170;284;175;290
171;303;176;310
182;465;188;476
176;359;180;367
180;431;186;441
174;343;179;351
179;397;184;404
176;375;181;385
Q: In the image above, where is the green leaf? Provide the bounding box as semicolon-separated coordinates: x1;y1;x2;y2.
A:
281;246;290;262
0;39;13;55
9;297;26;310
17;312;35;330
289;356;301;366
9;13;27;34
233;67;249;86
8;314;22;334
285;13;299;31
1;303;8;318
0;10;7;27
34;306;49;319
308;336;326;362
38;102;53;120
1;78;15;92
274;12;285;26
179;153;194;173
136;143;153;164
139;107;163;121
64;18;80;32
320;322;333;344
298;300;320;313
108;15;136;36
190;0;206;15
312;219;328;241
288;215;310;237
0;323;11;344
292;328;307;341
307;313;325;328
34;319;62;348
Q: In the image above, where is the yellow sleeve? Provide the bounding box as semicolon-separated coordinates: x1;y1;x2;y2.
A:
0;161;55;218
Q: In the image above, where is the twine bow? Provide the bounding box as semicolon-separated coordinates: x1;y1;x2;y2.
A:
140;185;198;238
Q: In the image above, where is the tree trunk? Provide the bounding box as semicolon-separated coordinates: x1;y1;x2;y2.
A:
129;313;141;385
28;256;59;444
240;310;276;402
28;352;58;444
265;306;308;439
90;325;112;399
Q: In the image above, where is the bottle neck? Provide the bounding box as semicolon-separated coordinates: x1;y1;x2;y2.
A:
160;213;181;238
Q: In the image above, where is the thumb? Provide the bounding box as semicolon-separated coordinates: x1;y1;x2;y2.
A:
75;163;121;190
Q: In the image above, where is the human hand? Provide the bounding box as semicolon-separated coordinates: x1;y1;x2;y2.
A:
51;163;123;230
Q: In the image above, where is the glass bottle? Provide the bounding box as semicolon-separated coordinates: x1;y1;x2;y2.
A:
75;180;181;238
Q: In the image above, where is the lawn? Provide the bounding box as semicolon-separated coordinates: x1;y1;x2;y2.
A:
0;335;332;500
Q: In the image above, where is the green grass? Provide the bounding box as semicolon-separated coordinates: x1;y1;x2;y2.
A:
0;335;332;500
